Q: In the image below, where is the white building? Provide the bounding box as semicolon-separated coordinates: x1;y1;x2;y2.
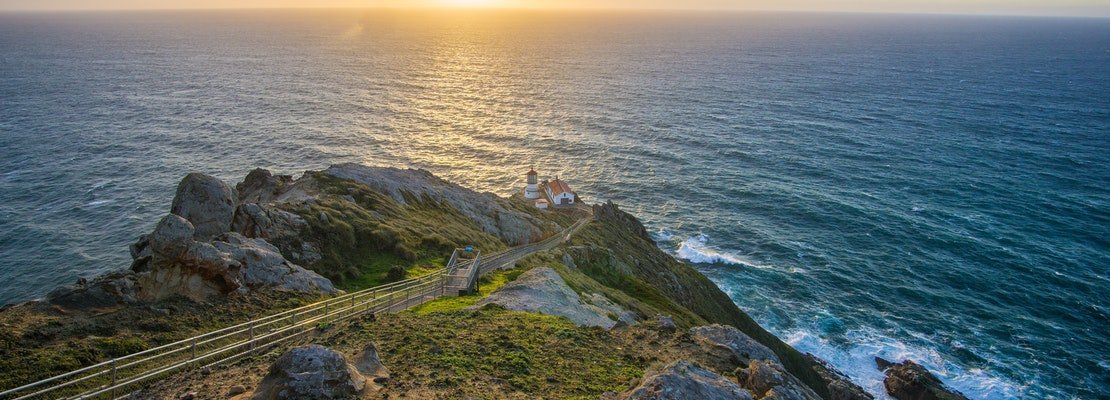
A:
524;167;540;199
534;198;549;209
545;177;575;206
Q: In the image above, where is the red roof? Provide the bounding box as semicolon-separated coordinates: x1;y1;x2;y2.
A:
548;179;573;196
526;168;537;176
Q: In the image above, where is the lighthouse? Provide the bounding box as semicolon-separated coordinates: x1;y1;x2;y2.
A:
524;167;540;199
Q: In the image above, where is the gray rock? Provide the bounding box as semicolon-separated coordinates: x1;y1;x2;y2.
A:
353;342;390;384
228;385;248;396
738;359;821;400
134;215;337;302
471;267;626;329
690;325;781;367
324;164;548;245
149;214;195;261
584;292;638;326
236;168;294;204
657;315;678;333
621;360;753;400
803;354;873;400
252;345;365;400
214;233;337;294
171;173;238;241
45;271;138;309
875;357;968;400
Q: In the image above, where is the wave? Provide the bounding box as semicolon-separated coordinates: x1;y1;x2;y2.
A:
784;327;1026;400
674;234;774;270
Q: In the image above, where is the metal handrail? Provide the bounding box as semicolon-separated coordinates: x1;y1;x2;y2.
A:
2;216;588;399
0;252;475;400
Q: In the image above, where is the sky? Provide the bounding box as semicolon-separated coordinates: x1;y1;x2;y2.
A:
0;0;1107;17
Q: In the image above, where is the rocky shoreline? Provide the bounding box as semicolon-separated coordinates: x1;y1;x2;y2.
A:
1;164;967;400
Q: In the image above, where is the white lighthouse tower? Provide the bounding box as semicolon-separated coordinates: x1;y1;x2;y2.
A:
524;167;540;199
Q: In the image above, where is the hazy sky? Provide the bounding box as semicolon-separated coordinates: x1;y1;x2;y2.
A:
0;0;1107;17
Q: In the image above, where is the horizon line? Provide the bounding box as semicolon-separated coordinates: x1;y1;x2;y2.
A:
0;6;1107;19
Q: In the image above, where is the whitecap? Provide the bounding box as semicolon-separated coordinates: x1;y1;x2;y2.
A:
84;200;113;208
675;234;771;269
783;327;1027;400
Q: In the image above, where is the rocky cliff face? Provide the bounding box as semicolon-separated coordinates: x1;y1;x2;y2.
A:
47;172;339;307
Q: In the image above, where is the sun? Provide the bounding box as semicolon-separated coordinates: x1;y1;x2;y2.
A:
439;0;497;7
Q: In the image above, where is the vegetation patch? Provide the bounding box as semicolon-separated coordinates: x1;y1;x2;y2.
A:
279;171;510;290
410;268;525;315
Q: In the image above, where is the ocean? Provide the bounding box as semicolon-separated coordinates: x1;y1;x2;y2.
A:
0;10;1106;399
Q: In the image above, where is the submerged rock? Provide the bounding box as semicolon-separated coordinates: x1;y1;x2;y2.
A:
170;173;238;241
875;357;969;400
621;360;753;400
252;345;365;400
472;267;627;329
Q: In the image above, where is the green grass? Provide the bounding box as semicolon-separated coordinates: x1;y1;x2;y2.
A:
276;171;510;290
562;203;833;398
410;268;525;315
330;307;647;398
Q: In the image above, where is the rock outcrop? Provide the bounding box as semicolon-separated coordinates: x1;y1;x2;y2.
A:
170;173;238;241
805;355;874;400
621;360;753;400
736;359;821;400
875;358;968;400
252;345;365;400
690;325;782;367
44;271;138;309
472;267;627;329
324;164;547;245
132;214;337;301
236;168;294;204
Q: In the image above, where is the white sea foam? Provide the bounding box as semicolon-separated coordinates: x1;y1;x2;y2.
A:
84;200;113;208
676;234;747;265
784;327;1026;400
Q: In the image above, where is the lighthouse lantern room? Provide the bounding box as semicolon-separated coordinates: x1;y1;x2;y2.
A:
524;167;540;199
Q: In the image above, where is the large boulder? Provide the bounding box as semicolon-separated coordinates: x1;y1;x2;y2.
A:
133;214;337;302
215;233;335;294
736;359;821;400
252;345;365;400
621;360;753;400
689;325;781;367
230;203;307;241
171;173;238;241
875;358;968;400
44;271;138;309
471;267;625;329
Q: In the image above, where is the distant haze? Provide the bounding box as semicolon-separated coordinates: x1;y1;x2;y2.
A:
0;0;1108;18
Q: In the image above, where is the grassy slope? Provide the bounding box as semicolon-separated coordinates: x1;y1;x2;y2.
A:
561;202;832;398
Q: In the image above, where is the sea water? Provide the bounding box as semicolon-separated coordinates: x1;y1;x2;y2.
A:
0;10;1106;398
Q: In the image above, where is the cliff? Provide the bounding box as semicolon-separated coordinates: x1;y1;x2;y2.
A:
0;164;886;400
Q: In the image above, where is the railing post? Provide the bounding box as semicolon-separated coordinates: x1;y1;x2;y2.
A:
109;359;117;399
191;337;197;361
325;301;330;322
292;310;297;326
249;319;255;351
